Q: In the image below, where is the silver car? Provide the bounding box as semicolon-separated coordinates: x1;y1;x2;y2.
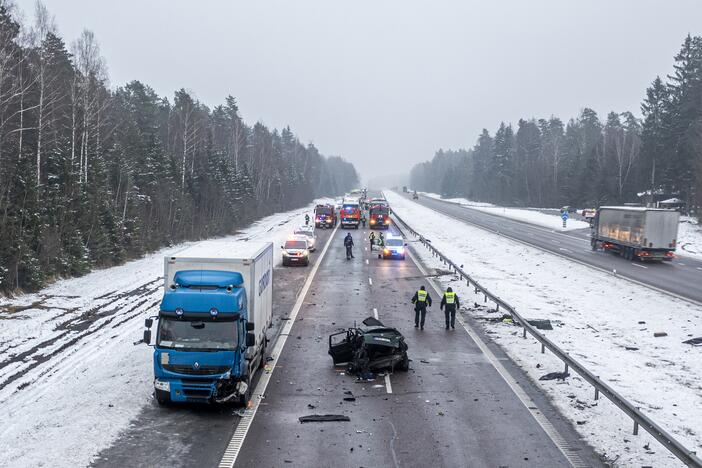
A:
293;226;317;251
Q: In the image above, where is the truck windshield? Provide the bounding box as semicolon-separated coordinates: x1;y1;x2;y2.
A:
157;317;238;351
316;207;331;215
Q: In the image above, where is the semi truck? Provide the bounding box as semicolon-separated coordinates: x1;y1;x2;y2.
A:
591;206;680;261
143;242;273;406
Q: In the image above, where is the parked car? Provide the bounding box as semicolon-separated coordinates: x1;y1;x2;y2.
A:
293;226;317;251
281;238;310;266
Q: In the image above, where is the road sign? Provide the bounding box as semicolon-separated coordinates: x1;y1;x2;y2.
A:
561;212;569;221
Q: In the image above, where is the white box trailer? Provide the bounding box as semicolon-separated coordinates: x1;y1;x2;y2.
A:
591;206;680;261
164;241;274;355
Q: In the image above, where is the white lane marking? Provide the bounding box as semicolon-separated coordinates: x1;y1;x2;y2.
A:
368;277;373;286
677;262;685;266
366;259;369;265
373;307;379;319
405;246;583;468
218;223;339;468
631;263;648;269
558;247;571;253
384;374;393;394
364;246;368;251
552;240;561;244
697;267;702;271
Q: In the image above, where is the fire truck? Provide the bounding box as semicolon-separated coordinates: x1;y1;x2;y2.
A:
369;205;391;229
314;204;336;228
341;198;361;229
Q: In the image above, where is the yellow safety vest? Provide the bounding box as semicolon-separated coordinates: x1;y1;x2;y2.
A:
445;292;456;304
417;290;427;302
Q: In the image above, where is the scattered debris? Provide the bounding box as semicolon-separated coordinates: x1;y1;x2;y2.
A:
299;414;350;423
683;337;702;346
528;319;553;330
307;404;316;409
625;346;639;351
653;332;668;338
586;324;599;333
343;397;356;402
539;371;570;381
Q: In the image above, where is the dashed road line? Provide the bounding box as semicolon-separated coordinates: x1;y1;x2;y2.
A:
373;307;378;319
384;374;393;394
631;263;648;269
368;277;373;286
366;259;369;265
558;247;571;253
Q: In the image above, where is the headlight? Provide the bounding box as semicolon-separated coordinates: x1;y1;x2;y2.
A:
303;250;309;256
154;379;170;392
282;251;290;257
370;219;376;224
384;248;390;254
397;247;404;254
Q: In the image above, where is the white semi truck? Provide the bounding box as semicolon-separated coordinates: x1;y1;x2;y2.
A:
591;206;680;261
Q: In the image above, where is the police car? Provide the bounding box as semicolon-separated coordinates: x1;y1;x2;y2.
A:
380;234;406;260
294;226;317;251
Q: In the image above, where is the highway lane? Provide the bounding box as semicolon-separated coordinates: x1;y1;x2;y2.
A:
402;193;702;304
91;228;336;468
234;222;602;467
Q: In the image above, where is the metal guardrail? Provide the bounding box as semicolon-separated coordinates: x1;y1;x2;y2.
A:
392;211;702;468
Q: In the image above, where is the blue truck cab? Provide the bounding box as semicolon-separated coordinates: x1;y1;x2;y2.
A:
144;242;273;406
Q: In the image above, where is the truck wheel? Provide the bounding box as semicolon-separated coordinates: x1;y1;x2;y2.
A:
259;338;268;369
238;377;251;407
590;239;597;251
155;389;170;406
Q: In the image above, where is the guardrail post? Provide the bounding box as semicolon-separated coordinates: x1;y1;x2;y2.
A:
483;294;487;303
633;418;639;435
496;303;500;311
564;363;569;374
541;343;545;354
594;385;599;400
522;327;527;338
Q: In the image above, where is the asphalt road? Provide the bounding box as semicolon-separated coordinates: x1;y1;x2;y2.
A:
402;193;702;304
91;228;336;468
93;213;603;467
234;222;602;467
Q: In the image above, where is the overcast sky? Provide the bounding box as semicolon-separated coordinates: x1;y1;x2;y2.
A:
15;0;702;181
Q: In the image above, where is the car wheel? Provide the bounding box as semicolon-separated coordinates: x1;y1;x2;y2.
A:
398;354;409;372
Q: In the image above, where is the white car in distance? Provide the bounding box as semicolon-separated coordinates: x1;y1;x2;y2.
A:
293;226;317;251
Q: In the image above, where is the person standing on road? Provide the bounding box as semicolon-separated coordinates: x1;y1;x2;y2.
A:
411;286;432;330
305;213;310;226
378;232;385;247
369;231;376;250
344;232;355;260
440;287;460;330
361;212;367;228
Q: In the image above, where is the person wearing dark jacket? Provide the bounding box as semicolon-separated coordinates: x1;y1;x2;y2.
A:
344;233;355;260
411;285;432;330
440;287;460;330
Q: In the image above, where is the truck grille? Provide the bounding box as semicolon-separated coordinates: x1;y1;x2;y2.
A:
163;364;230;375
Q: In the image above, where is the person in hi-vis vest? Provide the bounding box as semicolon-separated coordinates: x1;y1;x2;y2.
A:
411;285;432;330
440;287;460;330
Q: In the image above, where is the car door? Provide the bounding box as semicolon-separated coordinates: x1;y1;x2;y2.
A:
328;330;356;364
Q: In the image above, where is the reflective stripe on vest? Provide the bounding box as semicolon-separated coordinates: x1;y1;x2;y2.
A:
417;290;427;302
445;292;456;304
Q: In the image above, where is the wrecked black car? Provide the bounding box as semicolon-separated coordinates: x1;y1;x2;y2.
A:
328;317;409;373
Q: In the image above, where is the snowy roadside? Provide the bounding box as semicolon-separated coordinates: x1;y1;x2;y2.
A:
679;216;702;259
0;199;328;468
420;192;590;231
386;190;702;468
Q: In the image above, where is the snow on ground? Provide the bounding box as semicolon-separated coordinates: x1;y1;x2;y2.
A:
0;200;327;468
387;190;702;468
678;216;702;259
421;192;590;231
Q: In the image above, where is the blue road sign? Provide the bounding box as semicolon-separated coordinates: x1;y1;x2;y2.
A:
561;212;569;221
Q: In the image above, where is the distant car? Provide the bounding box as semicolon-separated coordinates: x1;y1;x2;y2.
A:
561;206;576;214
281;238;310;266
412;191;419;200
293;226;317;251
380;234;406;260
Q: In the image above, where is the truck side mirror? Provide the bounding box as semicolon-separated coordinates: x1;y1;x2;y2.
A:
143;330;152;345
246;322;255;331
246;333;255;347
145;318;153;328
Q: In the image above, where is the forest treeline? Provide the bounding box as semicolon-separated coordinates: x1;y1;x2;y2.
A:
410;35;702;215
0;3;358;292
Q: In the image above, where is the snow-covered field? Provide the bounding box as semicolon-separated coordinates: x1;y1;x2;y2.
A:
387;191;702;468
679;216;702;259
0;201;325;468
421;192;590;231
